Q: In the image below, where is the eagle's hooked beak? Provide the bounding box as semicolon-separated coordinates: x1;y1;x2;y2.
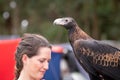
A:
53;18;62;25
53;18;67;26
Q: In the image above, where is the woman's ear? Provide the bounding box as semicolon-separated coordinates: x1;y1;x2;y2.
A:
22;54;28;64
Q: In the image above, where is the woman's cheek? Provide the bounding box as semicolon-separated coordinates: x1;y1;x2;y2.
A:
35;61;42;68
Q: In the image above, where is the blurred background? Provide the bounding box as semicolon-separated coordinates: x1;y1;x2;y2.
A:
0;0;120;42
0;0;120;80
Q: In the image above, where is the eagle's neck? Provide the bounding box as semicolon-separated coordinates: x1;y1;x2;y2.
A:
68;25;92;44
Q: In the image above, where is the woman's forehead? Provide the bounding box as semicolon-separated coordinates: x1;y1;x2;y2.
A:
36;47;51;57
37;47;51;53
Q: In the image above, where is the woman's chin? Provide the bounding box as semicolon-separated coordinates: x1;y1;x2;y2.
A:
37;73;44;80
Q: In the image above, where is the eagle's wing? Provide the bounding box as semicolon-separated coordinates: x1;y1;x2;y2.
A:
73;40;120;79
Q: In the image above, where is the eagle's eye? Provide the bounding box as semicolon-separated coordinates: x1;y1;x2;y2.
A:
65;19;68;22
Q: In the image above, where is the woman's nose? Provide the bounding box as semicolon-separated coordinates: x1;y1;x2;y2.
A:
43;62;49;70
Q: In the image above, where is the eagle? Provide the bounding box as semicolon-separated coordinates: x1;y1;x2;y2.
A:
53;17;120;80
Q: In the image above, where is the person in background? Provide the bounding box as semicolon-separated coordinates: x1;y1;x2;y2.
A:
15;33;52;80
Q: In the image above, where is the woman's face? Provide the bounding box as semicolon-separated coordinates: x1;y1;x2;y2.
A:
23;47;51;80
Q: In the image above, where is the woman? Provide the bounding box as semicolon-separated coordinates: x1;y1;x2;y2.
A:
15;33;52;80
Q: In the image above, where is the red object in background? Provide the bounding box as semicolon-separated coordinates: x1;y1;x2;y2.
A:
0;39;20;80
52;46;63;53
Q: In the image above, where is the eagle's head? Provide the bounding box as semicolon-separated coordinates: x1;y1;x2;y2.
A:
53;17;77;30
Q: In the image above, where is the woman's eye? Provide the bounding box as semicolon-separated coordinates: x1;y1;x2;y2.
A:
39;60;45;63
38;59;51;63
